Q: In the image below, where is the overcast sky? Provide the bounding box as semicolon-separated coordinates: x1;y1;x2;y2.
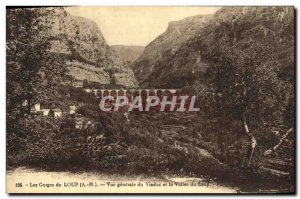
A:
64;6;220;46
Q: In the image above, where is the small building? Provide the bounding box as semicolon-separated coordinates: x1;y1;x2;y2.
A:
40;109;50;116
50;109;62;118
75;118;84;129
34;103;41;111
69;105;76;114
30;103;40;113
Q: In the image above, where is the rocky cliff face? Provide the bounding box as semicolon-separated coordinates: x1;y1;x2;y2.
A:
132;7;294;88
201;7;294;81
111;45;144;64
46;8;138;88
131;14;212;85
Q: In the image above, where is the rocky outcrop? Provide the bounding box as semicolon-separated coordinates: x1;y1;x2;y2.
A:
111;45;144;64
46;8;138;88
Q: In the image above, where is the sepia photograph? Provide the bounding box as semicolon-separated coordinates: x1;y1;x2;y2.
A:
6;6;295;194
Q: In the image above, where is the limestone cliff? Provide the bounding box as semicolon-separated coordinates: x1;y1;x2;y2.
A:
47;8;138;88
131;14;212;85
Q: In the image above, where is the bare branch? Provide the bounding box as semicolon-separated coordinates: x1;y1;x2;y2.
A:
264;128;294;156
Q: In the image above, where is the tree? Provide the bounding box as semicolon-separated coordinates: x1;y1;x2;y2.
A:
197;9;294;166
6;8;69;154
7;8;70;117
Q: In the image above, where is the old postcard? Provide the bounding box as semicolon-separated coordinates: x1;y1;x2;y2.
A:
6;6;295;194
